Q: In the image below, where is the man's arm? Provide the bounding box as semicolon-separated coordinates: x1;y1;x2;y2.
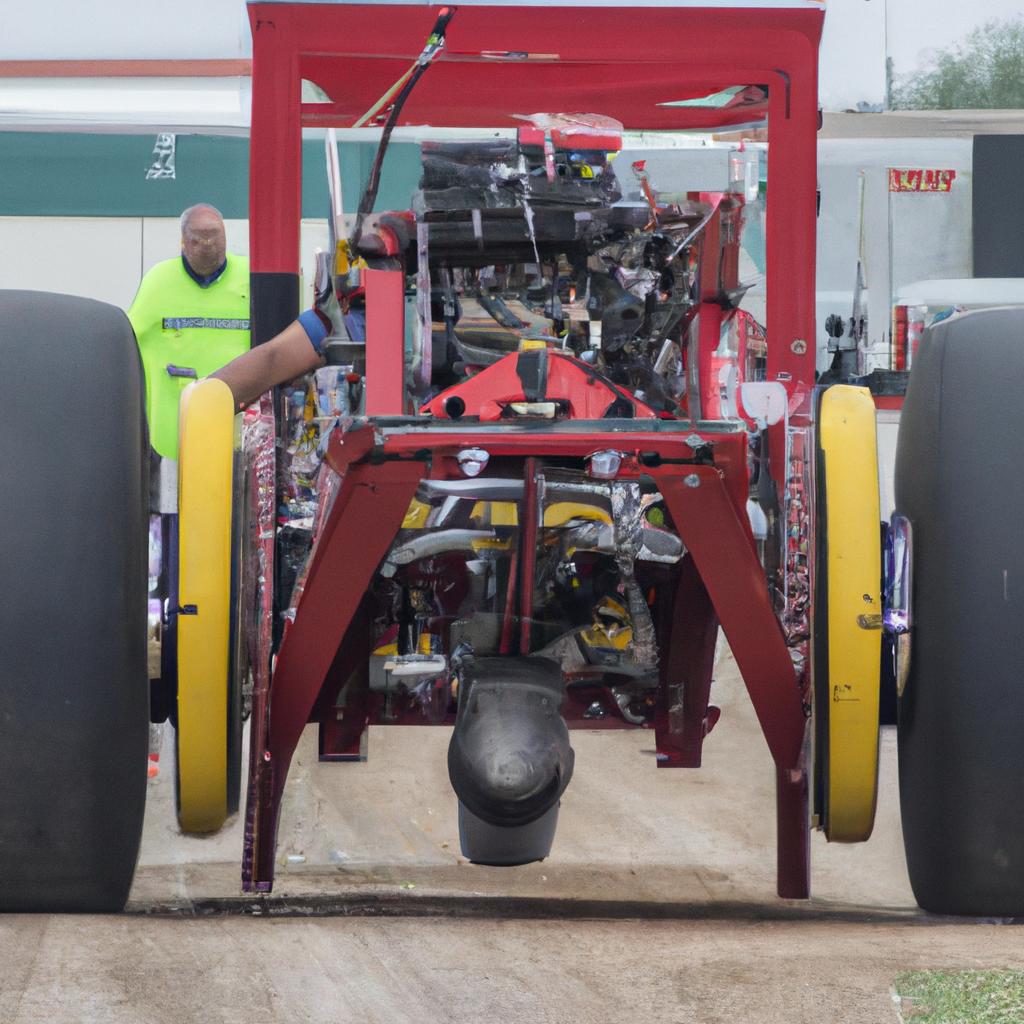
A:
211;319;325;410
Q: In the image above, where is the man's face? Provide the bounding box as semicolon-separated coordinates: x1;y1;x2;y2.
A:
181;209;227;277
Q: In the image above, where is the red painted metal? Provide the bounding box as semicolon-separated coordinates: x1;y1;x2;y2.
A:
655;555;721;768
873;394;904;411
421;350;658;421
893;304;909;372
319;713;368;761
275;5;821;132
764;64;819;408
244;0;827;900
776;756;811;899
246;1;823;393
248;12;301;276
498;538;520;656
299;72;772;133
694;302;724;421
651;464;805;769
246;457;424;890
518;458;540;655
313;601;373;761
364;270;407;416
378;426;747;467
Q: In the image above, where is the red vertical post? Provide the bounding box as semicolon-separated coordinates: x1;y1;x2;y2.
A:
764;59;818;900
655;555;720;768
776;758;811;899
765;64;818;406
518;457;540;654
696;301;724;421
364;269;407;416
247;457;425;891
248;6;302;345
651;465;805;769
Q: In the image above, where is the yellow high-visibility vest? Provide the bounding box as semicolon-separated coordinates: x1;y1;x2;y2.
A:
128;254;250;459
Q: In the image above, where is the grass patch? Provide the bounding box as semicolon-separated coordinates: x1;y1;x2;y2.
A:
894;970;1024;1023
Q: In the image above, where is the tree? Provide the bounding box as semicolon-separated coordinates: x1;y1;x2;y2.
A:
891;17;1024;109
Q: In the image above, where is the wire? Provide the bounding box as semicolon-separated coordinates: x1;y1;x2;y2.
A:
349;6;457;252
351;66;417;130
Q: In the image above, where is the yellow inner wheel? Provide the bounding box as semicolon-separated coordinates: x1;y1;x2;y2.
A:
175;378;235;833
819;384;882;842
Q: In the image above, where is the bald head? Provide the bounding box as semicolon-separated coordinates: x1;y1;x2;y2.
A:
180;204;227;277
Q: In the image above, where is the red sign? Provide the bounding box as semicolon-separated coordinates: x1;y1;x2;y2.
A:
889;168;957;193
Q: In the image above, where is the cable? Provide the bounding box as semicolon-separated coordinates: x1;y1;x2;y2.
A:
350;6;456;252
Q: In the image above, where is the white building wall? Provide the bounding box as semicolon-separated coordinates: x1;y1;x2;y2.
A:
0;217;328;312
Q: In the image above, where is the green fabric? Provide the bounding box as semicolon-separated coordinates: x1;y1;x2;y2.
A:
128;254;251;459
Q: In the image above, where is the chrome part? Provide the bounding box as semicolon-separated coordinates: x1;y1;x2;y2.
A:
610;482;658;670
388;529;497;566
457;447;490;477
587;449;623;479
883;513;913;697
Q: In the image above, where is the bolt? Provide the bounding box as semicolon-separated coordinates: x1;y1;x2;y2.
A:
684;473;701;488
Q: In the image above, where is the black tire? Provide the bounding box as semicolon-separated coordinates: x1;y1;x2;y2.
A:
0;290;148;912
895;306;1024;916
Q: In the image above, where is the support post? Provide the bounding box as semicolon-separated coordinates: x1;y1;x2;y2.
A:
776;752;811;899
656;555;720;767
244;456;424;891
248;9;302;346
652;464;805;769
654;464;810;895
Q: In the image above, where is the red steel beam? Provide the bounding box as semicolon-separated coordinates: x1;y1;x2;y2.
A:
245;456;424;890
651;464;805;769
655;555;721;768
518;458;540;655
248;9;301;277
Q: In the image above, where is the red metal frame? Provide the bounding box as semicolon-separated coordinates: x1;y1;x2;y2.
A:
421;349;660;421
245;420;809;893
245;1;824;899
249;2;821;395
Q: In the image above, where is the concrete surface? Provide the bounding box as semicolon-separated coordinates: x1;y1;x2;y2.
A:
4;648;1024;1023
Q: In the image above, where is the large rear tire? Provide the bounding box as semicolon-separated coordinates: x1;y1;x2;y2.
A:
895;306;1024;916
0;290;148;912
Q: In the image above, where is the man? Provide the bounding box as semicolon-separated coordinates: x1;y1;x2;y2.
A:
128;204;251;458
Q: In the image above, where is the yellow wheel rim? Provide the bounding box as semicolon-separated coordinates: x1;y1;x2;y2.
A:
175;378;235;833
818;384;882;842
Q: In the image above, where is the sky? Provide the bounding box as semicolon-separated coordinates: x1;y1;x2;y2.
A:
4;0;1024;113
820;0;1024;109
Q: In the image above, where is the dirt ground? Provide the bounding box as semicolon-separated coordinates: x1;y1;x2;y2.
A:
3;648;1023;1023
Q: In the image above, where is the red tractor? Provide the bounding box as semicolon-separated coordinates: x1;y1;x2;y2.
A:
3;1;1019;918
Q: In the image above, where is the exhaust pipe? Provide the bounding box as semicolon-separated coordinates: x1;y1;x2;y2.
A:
447;656;574;865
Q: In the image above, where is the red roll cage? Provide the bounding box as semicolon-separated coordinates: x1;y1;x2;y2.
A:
242;0;825;900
